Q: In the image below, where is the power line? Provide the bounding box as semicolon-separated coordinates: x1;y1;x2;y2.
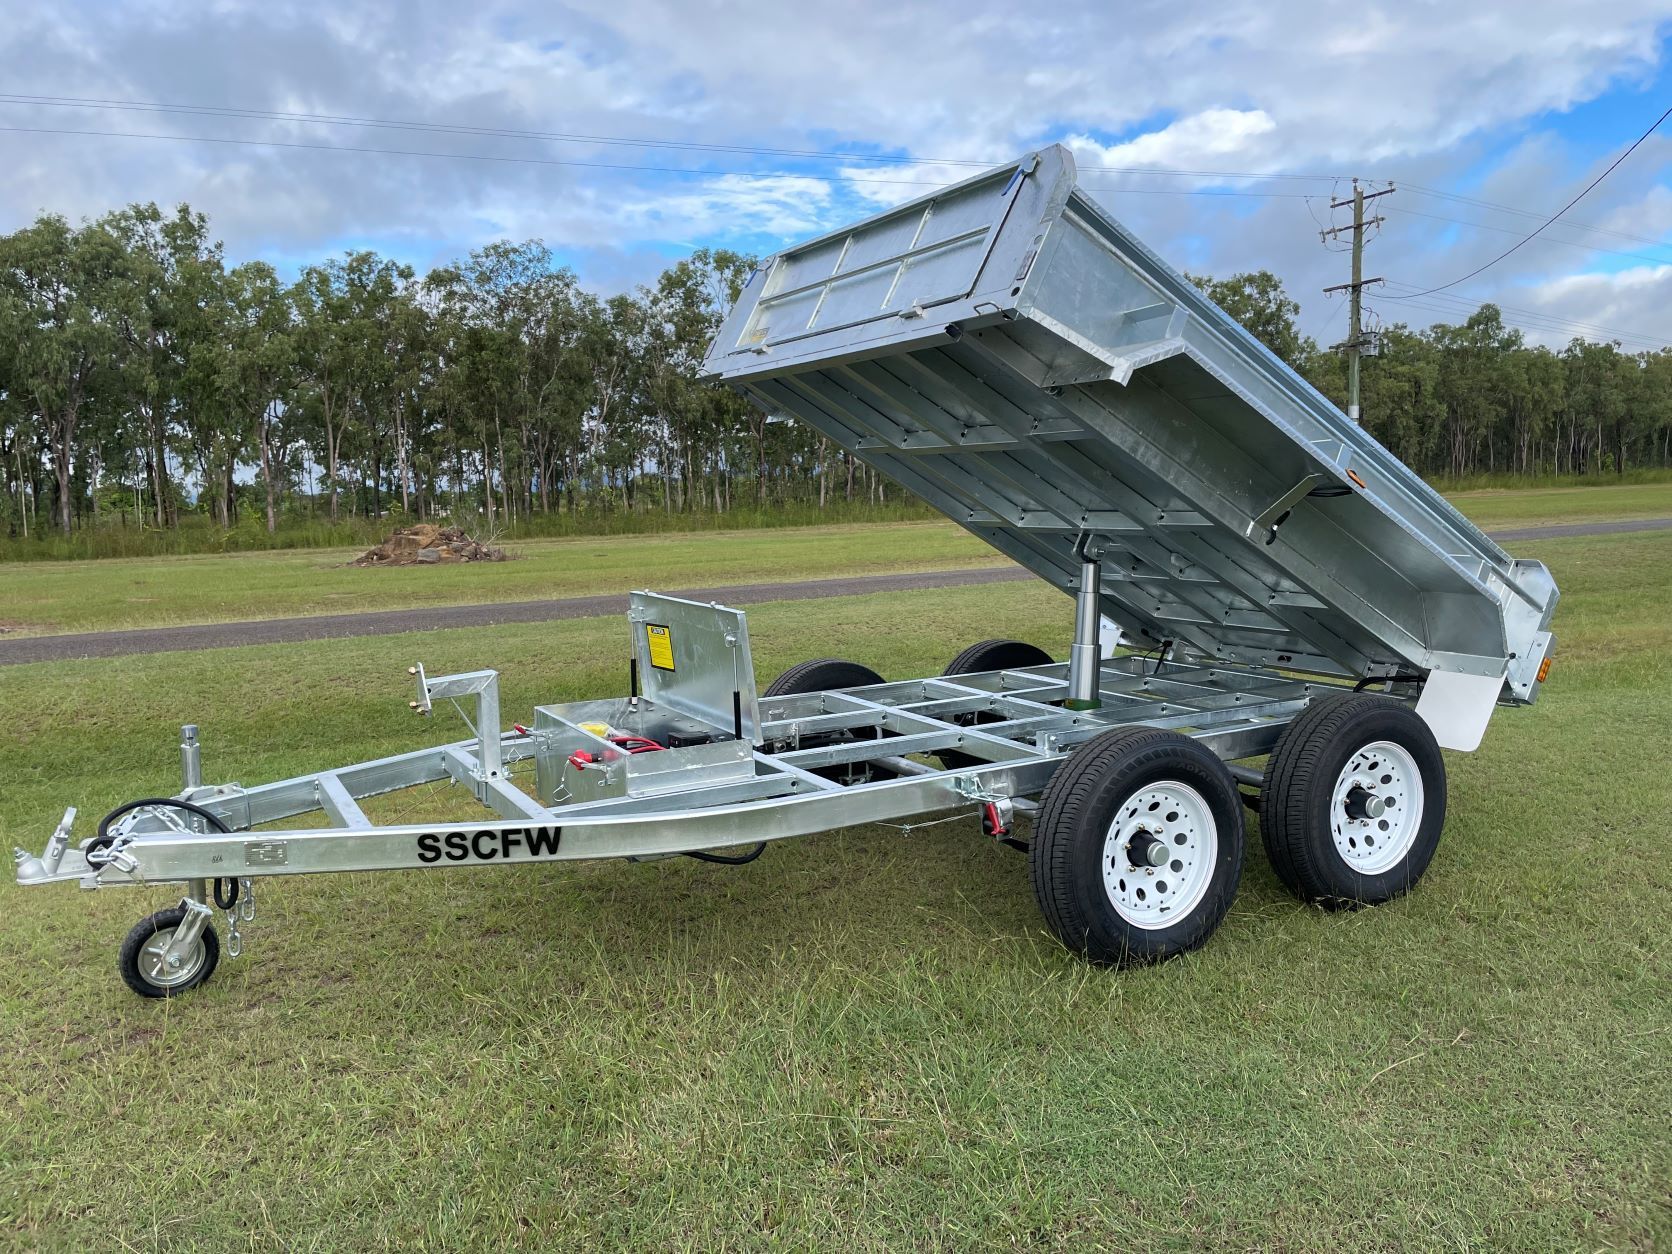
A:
1389;299;1668;350
23;93;1670;236
1380;280;1669;348
1400;182;1672;252
1386;102;1672;300
0;93;1351;184
1300;295;1347;342
0;123;939;186
0;122;1320;198
10;93;1668;241
1385;206;1672;269
1377;281;1670;348
1386;295;1670;351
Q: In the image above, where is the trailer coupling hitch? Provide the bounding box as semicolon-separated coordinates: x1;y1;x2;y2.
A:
13;807;77;883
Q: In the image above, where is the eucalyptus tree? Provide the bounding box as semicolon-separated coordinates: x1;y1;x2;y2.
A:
292;251;413;520
6;203;1672;547
221;262;296;531
641;248;757;508
383;285;433;517
420;263;502;524
1190;270;1312;368
439;241;591;519
414;266;470;516
0;213;129;534
580;291;651;511
99;203;222;529
0;365;40;535
1560;338;1627;475
1635;350;1672;470
1502;344;1564;475
168;232;245;526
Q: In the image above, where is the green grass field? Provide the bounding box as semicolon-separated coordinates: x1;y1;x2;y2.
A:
1445;479;1672;529
0;521;998;638
3;481;1668;640
1;528;1668;1248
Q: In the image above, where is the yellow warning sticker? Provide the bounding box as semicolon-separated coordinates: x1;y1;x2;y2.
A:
646;624;675;671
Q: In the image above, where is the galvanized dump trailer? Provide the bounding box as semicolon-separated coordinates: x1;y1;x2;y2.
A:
16;146;1558;998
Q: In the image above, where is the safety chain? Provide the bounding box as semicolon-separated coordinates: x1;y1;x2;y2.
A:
225;877;255;958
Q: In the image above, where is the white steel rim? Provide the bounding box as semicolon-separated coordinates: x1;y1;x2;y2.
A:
139;926;206;990
1330;740;1424;875
1102;781;1218;930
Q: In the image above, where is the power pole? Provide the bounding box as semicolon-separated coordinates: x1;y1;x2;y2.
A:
1321;179;1394;423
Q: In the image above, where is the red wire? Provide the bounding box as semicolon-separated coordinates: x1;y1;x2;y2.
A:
608;735;665;754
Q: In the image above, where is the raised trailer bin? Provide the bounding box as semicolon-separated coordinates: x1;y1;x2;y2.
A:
14;147;1558;998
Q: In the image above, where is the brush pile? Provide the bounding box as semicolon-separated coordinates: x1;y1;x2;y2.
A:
351;523;508;566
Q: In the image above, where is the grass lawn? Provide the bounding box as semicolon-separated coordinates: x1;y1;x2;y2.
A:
1446;479;1672;530
3;481;1668;640
0;521;998;638
0;530;1668;1248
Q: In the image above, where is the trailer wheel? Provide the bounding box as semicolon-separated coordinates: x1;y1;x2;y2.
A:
1031;727;1245;965
938;639;1053;769
762;658;891;783
761;658;885;697
942;638;1053;677
1261;694;1446;908
118;905;220;999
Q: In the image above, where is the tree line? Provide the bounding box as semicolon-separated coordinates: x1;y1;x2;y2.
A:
1196;271;1672;479
0;203;881;542
2;203;1669;544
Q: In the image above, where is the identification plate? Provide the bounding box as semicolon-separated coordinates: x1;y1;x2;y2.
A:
245;840;289;867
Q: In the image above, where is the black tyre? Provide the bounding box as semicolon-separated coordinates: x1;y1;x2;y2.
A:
118;905;220;999
761;658;885;697
761;658;890;783
942;639;1053;677
939;639;1053;770
1031;727;1245;965
1261;694;1447;908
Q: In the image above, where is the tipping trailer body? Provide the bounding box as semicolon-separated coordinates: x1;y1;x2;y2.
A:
701;145;1557;743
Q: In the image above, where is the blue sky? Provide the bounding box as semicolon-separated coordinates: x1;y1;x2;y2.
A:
1;0;1669;352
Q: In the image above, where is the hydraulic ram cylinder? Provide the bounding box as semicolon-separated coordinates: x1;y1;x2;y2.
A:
1067;556;1102;710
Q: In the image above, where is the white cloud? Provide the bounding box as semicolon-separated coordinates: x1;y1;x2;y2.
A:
1066;110;1279;171
1518;264;1672;350
0;0;1666;352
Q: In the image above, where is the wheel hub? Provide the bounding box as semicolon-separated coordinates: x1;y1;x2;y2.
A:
1101;781;1218;931
140;927;206;989
1126;831;1169;868
1344;786;1387;820
1330;740;1424;875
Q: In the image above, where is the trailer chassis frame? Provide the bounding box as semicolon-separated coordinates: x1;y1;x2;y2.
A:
17;652;1333;894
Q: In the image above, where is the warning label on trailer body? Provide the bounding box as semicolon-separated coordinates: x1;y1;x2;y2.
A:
645;623;675;671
